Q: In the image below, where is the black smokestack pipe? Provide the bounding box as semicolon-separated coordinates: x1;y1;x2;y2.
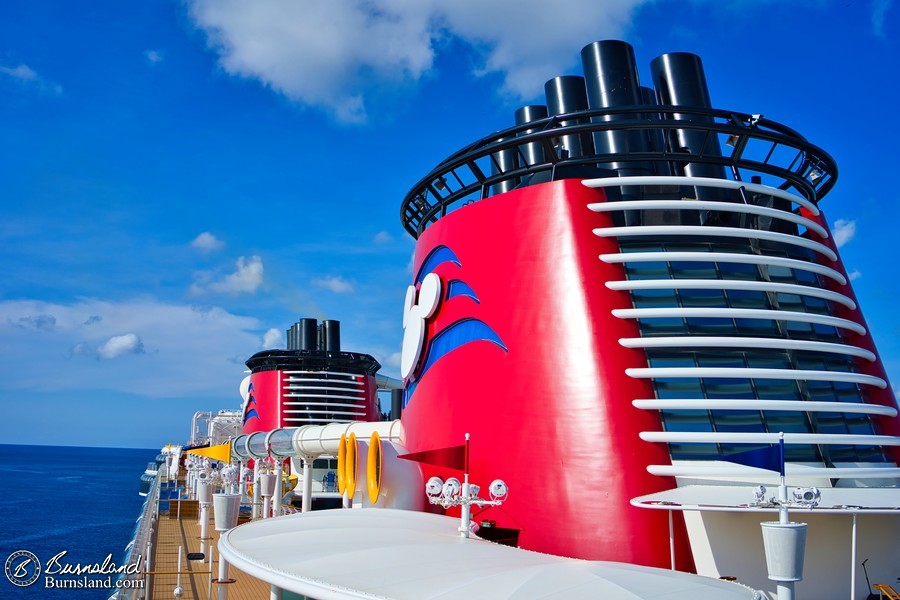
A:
649;52;726;182
286;324;295;350
299;318;318;351
391;389;403;420
641;86;672;176
651;52;728;218
322;319;341;352
544;76;594;159
490;135;519;195
514;105;549;167
580;40;651;178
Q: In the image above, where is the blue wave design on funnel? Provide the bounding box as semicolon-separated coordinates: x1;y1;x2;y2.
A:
445;279;480;303
243;387;259;424
403;318;507;408
414;245;461;284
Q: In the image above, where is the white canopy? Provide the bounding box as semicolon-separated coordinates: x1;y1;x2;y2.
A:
218;508;761;599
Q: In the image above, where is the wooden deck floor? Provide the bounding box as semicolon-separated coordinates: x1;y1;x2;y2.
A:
149;510;269;600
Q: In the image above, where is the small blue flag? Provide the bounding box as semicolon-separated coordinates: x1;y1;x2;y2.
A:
722;438;785;476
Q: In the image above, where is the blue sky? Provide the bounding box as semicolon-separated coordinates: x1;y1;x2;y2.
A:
1;0;897;448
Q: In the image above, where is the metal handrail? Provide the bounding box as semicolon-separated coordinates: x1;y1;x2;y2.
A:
110;471;163;599
400;106;837;238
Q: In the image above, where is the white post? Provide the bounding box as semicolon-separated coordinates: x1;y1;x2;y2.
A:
174;546;184;599
301;457;313;513
850;513;858;600
217;556;230;600
668;510;675;570
252;465;261;519
270;585;282;599
200;505;209;554
778;474;789;525
208;545;214;600
198;481;211;556
273;461;283;517
776;583;794;600
239;464;248;501
459;472;471;539
458;433;472;539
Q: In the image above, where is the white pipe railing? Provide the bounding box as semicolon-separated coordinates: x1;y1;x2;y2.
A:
233;420;404;461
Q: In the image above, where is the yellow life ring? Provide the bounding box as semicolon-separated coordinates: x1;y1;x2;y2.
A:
367;431;382;505
345;433;358;498
337;433;347;495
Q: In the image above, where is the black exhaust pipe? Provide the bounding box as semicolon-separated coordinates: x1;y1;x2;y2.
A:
580;40;652;178
298;318;318;351
544;76;594;159
650;52;728;216
650;52;726;181
514;105;549;167
322;319;341;352
491;135;519;195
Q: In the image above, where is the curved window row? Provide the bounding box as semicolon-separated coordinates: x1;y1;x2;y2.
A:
640;431;900;446
283;409;366;417
620;336;875;361
602;250;846;285
609;238;844;286
582;176;820;215
632;399;897;417
613;307;865;336
609;278;855;310
594;225;837;261
283;393;367;402
282;371;368;425
646;465;900;479
282;402;362;410
589;199;828;238
628;367;884;389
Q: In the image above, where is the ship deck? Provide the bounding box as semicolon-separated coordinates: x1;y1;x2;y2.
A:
149;504;269;600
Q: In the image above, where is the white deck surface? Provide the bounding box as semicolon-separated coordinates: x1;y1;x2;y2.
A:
218;508;761;599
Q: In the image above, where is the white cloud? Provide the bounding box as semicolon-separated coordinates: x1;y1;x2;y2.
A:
261;327;283;349
385;351;402;368
98;333;145;359
0;298;263;398
0;62;63;94
373;230;393;244
872;0;892;38
145;49;165;64
833;219;856;248
313;275;354;293
191;231;225;252
437;0;643;98
0;63;38;81
192;255;264;294
848;269;862;281
185;0;647;121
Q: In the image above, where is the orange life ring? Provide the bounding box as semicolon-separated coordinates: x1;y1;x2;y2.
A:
367;431;382;504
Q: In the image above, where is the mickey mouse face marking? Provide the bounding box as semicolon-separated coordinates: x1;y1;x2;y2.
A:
400;272;442;379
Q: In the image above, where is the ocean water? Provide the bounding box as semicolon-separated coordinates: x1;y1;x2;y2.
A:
0;444;156;599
